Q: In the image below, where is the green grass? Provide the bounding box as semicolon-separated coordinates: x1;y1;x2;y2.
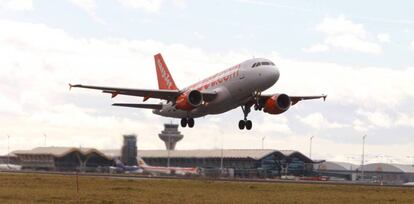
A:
0;173;413;204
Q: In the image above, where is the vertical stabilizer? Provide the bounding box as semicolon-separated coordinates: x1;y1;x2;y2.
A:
154;53;179;90
137;158;148;167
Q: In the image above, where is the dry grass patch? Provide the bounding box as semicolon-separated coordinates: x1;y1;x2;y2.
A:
0;173;413;204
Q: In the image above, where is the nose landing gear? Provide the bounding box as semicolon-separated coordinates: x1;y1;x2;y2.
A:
239;105;252;130
181;118;194;128
253;91;263;111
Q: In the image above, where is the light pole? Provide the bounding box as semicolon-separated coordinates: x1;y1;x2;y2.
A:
261;136;266;150
167;134;170;168
309;136;314;159
43;134;47;147
220;133;224;176
7;135;10;166
361;134;367;181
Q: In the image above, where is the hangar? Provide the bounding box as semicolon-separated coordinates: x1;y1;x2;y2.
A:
314;161;359;180
362;163;414;184
13;147;113;171
315;161;414;184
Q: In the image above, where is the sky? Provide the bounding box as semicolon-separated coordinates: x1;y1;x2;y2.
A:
1;0;414;165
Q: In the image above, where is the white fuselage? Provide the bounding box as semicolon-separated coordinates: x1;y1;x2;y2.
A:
153;58;280;118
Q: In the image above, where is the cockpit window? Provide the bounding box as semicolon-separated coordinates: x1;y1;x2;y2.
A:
252;61;275;68
262;62;270;65
251;62;261;68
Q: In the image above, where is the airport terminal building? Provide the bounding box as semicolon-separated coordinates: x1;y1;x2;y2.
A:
12;147;113;171
10;146;315;177
104;149;314;177
6;146;414;182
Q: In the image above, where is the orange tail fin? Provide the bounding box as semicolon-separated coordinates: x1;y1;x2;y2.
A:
154;53;178;90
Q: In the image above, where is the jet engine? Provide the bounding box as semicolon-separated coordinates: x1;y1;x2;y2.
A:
263;94;291;114
175;90;203;111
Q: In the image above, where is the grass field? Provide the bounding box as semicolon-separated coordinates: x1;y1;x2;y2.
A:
0;173;413;204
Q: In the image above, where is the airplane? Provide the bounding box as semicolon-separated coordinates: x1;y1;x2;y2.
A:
0;164;22;171
137;158;199;176
70;53;326;130
109;159;143;174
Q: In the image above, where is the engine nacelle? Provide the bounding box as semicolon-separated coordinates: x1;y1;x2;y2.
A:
263;94;291;114
175;90;203;111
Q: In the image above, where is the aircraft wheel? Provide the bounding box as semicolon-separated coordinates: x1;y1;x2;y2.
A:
238;120;245;130
245;120;252;130
180;118;187;127
188;118;194;128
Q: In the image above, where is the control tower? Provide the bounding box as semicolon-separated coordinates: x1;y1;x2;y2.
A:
121;134;137;166
159;124;183;150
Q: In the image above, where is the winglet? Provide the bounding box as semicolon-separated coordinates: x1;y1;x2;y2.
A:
111;92;118;98
69;83;73;91
323;95;327;101
143;96;150;102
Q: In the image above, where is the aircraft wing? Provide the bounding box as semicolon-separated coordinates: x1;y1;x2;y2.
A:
112;103;163;109
69;84;180;101
260;94;327;105
69;84;217;102
289;95;327;105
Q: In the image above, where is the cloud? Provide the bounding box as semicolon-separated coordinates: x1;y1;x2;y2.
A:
304;16;382;54
257;115;292;135
69;0;185;21
117;0;163;12
236;0;311;12
352;119;369;132
0;0;32;11
171;0;186;9
395;113;414;127
116;0;186;12
69;0;105;24
298;113;348;129
357;110;392;129
377;33;390;43
356;110;414;129
275;58;414;109
411;41;414;50
302;43;329;53
193;31;205;40
0;19;413;163
0;19;254;152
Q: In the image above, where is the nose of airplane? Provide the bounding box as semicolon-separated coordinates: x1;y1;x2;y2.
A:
255;65;279;91
264;66;280;87
272;66;280;82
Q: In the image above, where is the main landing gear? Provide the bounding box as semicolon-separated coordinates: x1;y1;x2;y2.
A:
239;105;252;130
181;117;194;128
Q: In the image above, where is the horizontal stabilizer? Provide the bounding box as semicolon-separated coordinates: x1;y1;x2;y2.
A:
112;103;163;110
